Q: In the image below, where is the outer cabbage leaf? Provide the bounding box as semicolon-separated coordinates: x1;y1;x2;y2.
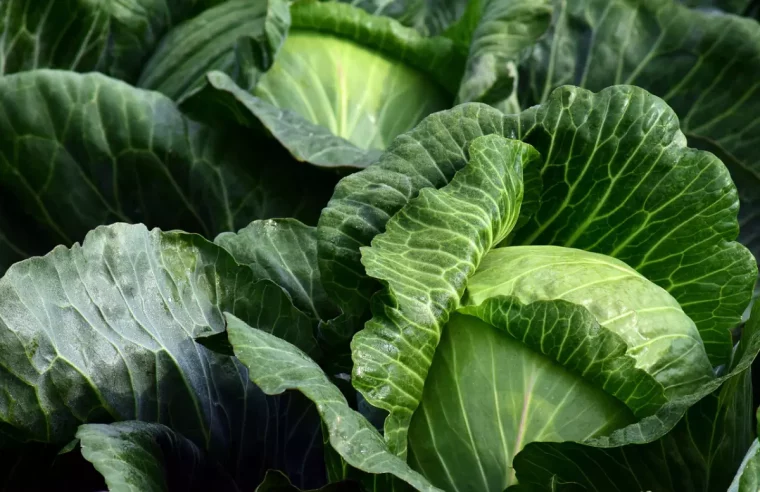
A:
508;300;760;491
0;69;333;272
731;439;760;492
78;423;361;492
456;0;552;113
317;85;755;366
351;135;538;456
225;313;442;492
0;0;222;80
216;219;337;322
214;219;354;356
138;0;289;102
183;71;383;169
77;421;235;492
0;223;326;489
517;0;760;273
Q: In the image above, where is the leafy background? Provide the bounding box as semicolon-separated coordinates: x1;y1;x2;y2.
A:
1;0;760;491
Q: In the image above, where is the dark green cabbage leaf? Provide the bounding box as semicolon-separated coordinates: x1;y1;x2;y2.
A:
516;0;760;270
0;70;334;272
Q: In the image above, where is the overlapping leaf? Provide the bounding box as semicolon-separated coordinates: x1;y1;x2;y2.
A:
183;72;383;169
138;0;289;102
459;297;668;417
225;313;442;492
456;0;552;113
465;246;713;400
351;135;538;456
507;300;760;491
409;311;638;491
517;0;760;266
317;85;755;366
78;422;356;492
181;1;462;168
216;219;337;321
0;69;333;271
0;0;222;80
0;223;325;489
77;421;232;492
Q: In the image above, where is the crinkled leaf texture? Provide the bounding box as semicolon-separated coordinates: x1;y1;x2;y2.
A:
508;299;760;491
517;0;760;275
0;69;333;272
225;313;442;492
406;244;720;491
0;223;328;489
180;1;462;168
318;85;755;367
350;135;538;457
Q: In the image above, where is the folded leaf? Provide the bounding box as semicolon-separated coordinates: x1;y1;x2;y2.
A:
183;71;383;169
456;0;552;112
409;312;637;490
225;313;442;492
508;299;760;491
216;219;337;321
0;223;323;489
465;246;713;399
214;218;354;359
138;0;289;102
458;296;668;417
353;135;538;456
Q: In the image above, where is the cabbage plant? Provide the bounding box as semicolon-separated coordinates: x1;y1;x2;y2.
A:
0;1;759;491
0;82;756;491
